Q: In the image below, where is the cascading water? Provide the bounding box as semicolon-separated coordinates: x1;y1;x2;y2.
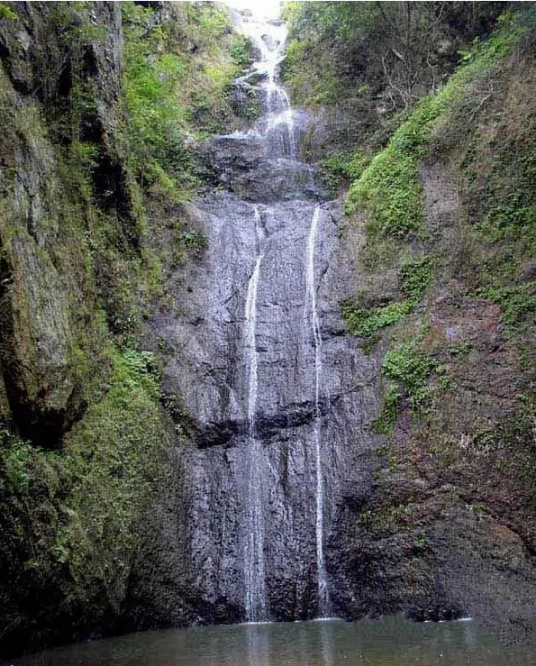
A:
237;13;331;618
157;5;381;625
237;15;296;159
244;207;264;431
305;204;330;617
243;206;267;621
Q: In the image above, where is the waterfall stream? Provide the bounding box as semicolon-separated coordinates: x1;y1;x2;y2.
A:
238;13;329;619
243;206;266;621
159;6;379;624
305;204;329;616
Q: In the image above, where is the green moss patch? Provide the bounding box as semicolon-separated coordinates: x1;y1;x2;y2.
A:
0;347;170;624
342;257;432;338
484;282;536;333
347;94;451;240
373;331;447;434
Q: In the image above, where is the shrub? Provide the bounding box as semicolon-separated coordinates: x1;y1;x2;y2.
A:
373;331;445;433
484;282;536;332
342;257;432;338
342;300;411;339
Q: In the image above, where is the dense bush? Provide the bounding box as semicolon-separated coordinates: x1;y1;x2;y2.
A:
283;1;506;112
121;1;254;201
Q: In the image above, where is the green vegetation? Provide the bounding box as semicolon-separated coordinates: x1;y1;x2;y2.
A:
373;331;447;433
282;1;504;164
0;347;170;620
229;33;255;68
182;230;209;255
283;2;502;109
0;4;17;20
342;257;432;338
121;1;254;201
376;443;398;472
342;299;411;340
484;282;536;332
448;341;471;358
165;225;210;268
399;257;433;302
343;9;528;241
359;501;413;529
372;383;401;435
382;339;441;410
319;151;371;196
341;8;536;462
347;93;452;239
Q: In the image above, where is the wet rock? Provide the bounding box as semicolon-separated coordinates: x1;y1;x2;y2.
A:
199;137;324;202
228;81;263;121
153;185;382;622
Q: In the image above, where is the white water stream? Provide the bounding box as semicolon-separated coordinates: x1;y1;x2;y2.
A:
244;206;267;622
238;11;329;619
305;205;329;617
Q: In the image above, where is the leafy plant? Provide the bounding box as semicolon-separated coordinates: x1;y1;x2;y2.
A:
342;256;432;339
484;282;536;332
182;231;208;255
372;330;446;433
0;4;18;20
319;151;370;196
382;340;440;410
230;34;254;67
342;299;411;339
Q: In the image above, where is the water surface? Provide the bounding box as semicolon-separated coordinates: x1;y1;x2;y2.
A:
14;617;536;666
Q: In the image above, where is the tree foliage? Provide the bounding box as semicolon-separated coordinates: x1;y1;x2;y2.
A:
283;1;506;111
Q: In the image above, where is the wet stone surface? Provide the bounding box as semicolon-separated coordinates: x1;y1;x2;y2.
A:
151;12;383;623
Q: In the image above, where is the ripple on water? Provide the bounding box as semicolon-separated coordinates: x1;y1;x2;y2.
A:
13;616;536;666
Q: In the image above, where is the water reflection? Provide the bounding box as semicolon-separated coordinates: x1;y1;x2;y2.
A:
13;616;536;666
319;619;334;666
246;624;271;666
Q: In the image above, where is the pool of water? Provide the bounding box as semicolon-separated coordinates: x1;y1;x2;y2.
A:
12;616;536;666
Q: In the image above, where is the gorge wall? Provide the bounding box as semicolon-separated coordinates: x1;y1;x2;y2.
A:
149;16;382;624
282;0;536;644
0;1;536;659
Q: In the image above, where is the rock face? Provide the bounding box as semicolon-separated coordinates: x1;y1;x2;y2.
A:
146;12;536;639
0;1;135;447
0;3;174;656
152;14;383;622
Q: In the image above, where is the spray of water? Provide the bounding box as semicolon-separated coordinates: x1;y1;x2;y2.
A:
243;206;267;622
305;204;330;616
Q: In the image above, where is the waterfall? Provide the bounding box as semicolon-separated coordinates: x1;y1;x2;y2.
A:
238;14;297;622
163;7;371;624
237;15;296;160
243;206;267;622
239;10;330;619
305;204;330;616
245;208;263;430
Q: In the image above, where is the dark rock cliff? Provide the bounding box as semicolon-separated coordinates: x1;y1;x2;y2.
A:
0;1;535;660
0;1;177;656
